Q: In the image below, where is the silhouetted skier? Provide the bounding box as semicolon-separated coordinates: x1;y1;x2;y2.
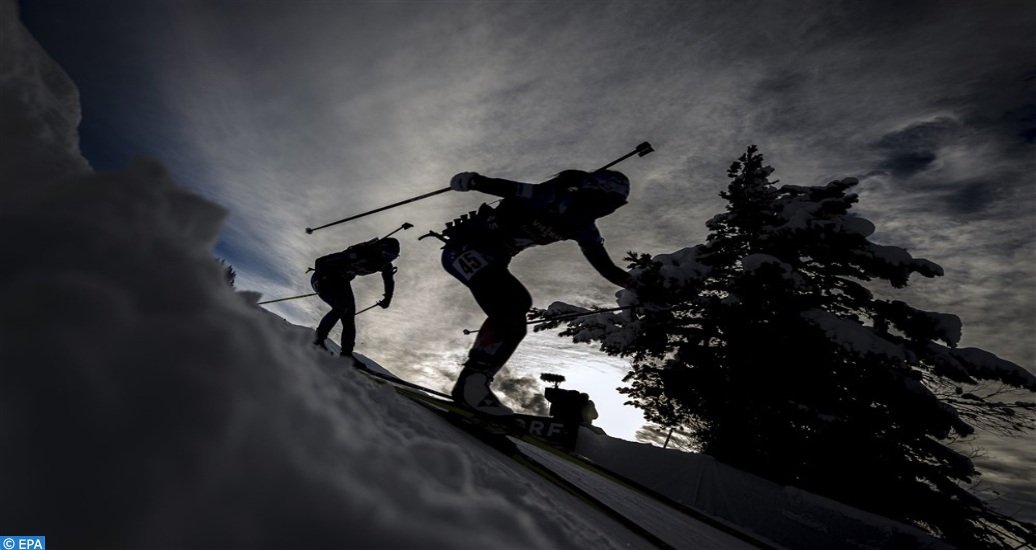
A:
311;238;399;366
443;170;633;415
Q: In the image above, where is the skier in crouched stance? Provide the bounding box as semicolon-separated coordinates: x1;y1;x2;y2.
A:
443;170;633;415
311;237;399;366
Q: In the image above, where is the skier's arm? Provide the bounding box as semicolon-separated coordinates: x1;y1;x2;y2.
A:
379;263;395;308
473;175;538;199
451;172;537;199
579;241;632;288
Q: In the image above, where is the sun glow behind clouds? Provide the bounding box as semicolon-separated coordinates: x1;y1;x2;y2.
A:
505;332;648;442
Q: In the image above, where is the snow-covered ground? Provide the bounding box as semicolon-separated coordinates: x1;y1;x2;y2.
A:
0;2;959;547
574;428;952;550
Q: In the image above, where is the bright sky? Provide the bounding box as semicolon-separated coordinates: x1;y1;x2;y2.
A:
20;1;1035;445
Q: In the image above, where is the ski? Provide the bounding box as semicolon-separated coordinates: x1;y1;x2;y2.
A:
405;390;678;550
351;365;674;547
352;364;777;550
355;365;581;447
355;363;454;399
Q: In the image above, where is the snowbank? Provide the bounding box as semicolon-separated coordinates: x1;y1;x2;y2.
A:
576;430;954;550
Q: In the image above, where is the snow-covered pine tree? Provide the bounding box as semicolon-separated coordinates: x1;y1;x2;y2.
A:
216;258;236;288
542;146;1036;549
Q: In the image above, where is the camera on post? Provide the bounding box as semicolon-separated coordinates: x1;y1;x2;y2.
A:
540;373;598;424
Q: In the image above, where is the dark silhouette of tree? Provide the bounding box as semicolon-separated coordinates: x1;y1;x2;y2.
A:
546;146;1036;549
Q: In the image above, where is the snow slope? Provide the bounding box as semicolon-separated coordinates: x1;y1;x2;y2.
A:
575;432;953;550
0;3;955;548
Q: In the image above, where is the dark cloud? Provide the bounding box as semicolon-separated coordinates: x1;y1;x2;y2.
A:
877;150;938;180
1010;70;1036;143
1020;124;1036;144
984;75;1036;146
875;117;961;154
873;117;962;179
869;172;1017;220
943;181;999;216
934;57;1035;124
495;373;549;416
747;70;821;136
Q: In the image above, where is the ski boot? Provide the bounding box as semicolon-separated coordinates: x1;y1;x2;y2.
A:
451;358;513;416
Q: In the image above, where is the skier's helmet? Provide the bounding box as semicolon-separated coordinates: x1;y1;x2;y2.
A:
569;170;630;217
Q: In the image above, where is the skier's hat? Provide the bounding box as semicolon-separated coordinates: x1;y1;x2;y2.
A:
376;237;401;257
556;169;629;217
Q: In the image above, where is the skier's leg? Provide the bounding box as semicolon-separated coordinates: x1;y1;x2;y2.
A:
467;268;532;370
442;243;530;414
337;282;357;357
315;300;342;349
455;271;531;413
312;274;337;349
314;281;356;358
442;242;530;369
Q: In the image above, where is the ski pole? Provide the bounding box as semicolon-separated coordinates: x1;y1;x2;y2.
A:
418;230;448;243
258;294;382;315
382;222;414;239
595;142;654;172
462;304;638;334
355;302;382;316
306;188;451;234
257;292;318;305
309;142;653;234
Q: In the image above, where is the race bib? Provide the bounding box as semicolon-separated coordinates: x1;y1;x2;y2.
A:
452;250;489;282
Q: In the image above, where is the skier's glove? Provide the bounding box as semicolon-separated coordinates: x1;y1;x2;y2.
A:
450;172;479;192
378;296;392;309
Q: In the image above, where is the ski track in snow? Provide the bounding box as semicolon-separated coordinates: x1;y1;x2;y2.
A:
351;345;749;549
515;440;757;550
396;398;662;550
